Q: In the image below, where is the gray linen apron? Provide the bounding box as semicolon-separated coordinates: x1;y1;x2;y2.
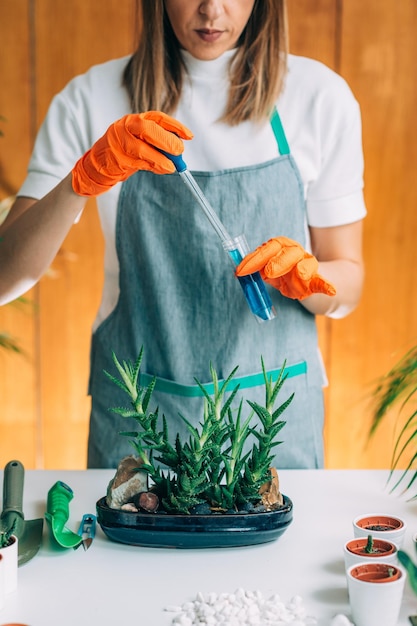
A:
87;111;326;469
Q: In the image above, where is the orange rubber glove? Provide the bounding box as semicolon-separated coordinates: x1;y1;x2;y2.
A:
72;111;194;197
236;236;336;300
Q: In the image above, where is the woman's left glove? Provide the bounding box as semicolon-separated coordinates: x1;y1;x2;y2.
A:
236;236;336;300
72;111;193;197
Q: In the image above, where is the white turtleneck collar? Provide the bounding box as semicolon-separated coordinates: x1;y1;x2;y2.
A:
180;49;236;80
175;49;277;172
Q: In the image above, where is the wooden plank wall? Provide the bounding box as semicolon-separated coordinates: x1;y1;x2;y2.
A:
0;1;416;469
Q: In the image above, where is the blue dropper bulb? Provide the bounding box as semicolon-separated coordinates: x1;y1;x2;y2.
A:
160;150;187;173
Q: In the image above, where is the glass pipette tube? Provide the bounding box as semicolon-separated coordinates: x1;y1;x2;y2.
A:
223;234;276;322
162;152;276;322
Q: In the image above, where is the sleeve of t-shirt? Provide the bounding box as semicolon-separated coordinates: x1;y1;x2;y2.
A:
17;81;94;201
306;73;367;228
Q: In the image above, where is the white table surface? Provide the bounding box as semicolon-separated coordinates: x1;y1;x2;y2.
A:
1;469;416;626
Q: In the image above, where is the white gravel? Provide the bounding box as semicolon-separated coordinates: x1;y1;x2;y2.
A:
165;589;354;626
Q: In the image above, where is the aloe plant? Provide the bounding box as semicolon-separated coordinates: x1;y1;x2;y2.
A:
369;345;417;498
105;348;293;514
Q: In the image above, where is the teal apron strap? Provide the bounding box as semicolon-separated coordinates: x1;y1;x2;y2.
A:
140;361;307;398
270;107;290;156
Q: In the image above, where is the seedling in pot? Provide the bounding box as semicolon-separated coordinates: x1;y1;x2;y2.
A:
361;534;393;555
0;518;16;548
364;534;375;553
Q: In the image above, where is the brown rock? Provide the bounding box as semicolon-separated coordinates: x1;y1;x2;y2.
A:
133;491;159;513
106;455;148;509
260;467;283;509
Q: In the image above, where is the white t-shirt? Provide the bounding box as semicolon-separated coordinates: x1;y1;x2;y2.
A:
18;51;366;326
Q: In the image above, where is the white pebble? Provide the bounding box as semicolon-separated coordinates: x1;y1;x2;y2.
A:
330;615;353;626
174;617;192;626
165;589;323;625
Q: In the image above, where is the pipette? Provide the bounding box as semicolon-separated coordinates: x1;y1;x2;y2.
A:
162;152;276;322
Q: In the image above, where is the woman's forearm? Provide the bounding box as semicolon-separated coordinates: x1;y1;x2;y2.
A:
301;221;365;318
300;257;364;318
0;174;85;305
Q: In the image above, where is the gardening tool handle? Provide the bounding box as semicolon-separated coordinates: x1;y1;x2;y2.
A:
2;460;25;518
46;481;73;527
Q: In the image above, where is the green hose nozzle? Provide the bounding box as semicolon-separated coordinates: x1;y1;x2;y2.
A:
45;481;83;549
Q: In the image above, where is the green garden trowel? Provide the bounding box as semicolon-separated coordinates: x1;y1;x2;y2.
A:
45;480;83;549
1;460;43;565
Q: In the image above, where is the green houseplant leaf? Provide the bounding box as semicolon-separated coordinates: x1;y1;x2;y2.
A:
398;548;417;596
369;344;417;498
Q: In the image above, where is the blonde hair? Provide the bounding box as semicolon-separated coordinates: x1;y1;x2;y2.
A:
123;0;288;125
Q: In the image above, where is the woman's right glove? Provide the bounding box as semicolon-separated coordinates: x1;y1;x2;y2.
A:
236;236;336;300
72;111;193;197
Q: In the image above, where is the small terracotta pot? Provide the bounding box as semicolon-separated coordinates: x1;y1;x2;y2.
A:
350;562;401;583
347;536;396;556
353;513;406;548
344;536;398;570
355;515;403;532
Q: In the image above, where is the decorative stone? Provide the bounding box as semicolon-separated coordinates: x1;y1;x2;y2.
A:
106;456;148;509
189;502;212;515
133;491;159;513
120;502;139;512
260;467;283;509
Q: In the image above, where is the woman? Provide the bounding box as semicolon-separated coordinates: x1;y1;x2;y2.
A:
0;0;365;468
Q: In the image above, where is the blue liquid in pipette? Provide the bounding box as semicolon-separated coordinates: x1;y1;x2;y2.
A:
228;248;275;322
237;274;275;321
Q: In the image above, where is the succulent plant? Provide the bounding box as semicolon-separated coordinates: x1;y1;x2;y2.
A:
105;347;293;514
